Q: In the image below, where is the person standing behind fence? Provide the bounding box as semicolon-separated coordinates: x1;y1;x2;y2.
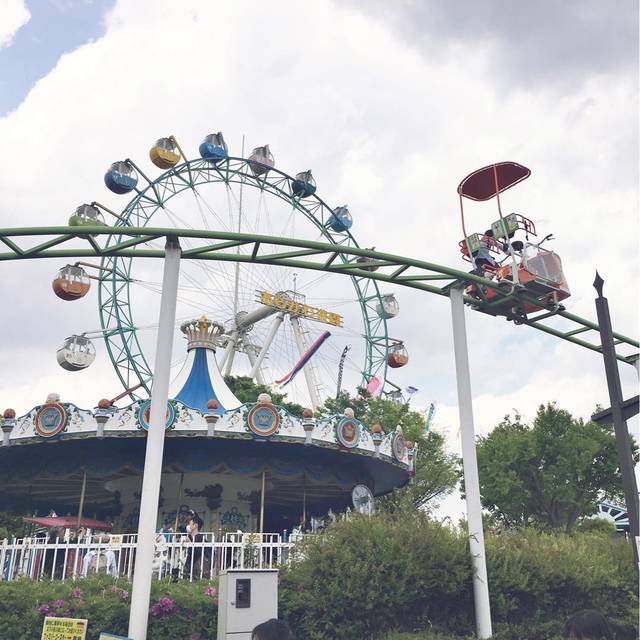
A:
184;509;209;578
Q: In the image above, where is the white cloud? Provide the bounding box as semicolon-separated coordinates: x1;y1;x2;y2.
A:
0;0;636;446
0;0;30;49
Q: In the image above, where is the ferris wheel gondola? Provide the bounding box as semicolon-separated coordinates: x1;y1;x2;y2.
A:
149;137;181;169
291;171;317;198
56;335;96;371
104;161;138;194
52;265;91;301
199;133;228;162
248;145;274;176
68;204;107;228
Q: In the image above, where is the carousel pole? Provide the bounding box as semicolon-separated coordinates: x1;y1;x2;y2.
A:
259;470;266;535
77;469;87;529
449;286;492;639
302;473;307;529
173;472;184;533
128;237;181;640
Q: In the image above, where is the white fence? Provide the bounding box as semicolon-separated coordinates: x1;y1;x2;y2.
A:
0;532;310;582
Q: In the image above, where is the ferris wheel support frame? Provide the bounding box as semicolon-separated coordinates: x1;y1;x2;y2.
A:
290;314;322;410
2;225;639;640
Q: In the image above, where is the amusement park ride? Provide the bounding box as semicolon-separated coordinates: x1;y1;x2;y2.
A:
458;161;570;323
49;133;407;411
0;134;637;640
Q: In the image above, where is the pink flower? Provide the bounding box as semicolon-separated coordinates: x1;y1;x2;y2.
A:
53;599;64;609
110;585;119;593
71;588;83;599
38;604;50;615
190;634;202;640
120;590;129;599
204;585;217;597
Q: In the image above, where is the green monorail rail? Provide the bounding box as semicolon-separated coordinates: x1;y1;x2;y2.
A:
0;225;637;367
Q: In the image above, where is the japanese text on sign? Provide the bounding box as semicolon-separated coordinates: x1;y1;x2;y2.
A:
258;291;342;327
41;617;88;640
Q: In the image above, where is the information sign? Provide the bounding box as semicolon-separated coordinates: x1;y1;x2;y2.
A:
41;617;87;640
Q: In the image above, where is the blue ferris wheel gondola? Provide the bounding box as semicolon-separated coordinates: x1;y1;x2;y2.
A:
327;205;353;232
291;170;317;198
199;132;228;162
104;161;138;194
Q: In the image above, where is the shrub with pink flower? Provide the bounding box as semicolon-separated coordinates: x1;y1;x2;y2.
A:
150;596;178;618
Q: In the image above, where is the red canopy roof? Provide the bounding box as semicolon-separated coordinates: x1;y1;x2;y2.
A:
458;162;531;201
23;516;113;531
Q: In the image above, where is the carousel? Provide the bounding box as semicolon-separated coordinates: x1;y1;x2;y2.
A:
0;315;414;535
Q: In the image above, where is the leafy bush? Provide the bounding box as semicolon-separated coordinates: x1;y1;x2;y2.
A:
279;513;638;640
279;512;474;639
0;575;218;640
486;529;637;638
0;520;636;640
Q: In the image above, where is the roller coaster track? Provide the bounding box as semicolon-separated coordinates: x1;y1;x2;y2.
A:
0;225;637;366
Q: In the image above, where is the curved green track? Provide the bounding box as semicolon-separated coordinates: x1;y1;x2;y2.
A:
1;225;637;368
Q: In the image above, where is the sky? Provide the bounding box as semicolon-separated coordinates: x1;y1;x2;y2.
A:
0;0;638;520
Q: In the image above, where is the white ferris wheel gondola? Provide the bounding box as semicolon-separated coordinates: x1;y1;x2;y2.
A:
56;335;96;372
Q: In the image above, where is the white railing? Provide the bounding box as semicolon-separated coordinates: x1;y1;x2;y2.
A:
0;532;312;582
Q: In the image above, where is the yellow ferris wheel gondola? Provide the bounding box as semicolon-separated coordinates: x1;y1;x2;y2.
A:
149;137;182;169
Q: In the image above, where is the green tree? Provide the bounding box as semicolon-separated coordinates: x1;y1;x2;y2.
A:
322;390;460;511
476;402;637;532
0;509;23;539
224;375;304;416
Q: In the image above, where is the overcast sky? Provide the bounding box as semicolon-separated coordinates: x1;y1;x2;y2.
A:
0;0;638;519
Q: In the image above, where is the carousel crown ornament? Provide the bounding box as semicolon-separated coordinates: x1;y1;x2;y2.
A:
180;316;225;351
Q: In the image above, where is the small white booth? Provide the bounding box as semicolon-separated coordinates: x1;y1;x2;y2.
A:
217;569;278;640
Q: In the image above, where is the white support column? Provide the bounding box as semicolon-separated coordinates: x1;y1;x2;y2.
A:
128;237;181;640
219;331;237;371
223;341;237;377
249;313;284;380
290;315;321;410
449;286;492;639
246;345;266;385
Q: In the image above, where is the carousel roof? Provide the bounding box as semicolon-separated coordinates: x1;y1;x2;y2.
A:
0;316;414;507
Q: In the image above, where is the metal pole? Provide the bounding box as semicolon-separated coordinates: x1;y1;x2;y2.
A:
128;237;181;640
290;315;321;410
249;313;284;379
173;472;184;533
77;469;87;529
593;272;639;557
449;286;492;639
246;346;266;385
260;470;266;535
302;473;307;528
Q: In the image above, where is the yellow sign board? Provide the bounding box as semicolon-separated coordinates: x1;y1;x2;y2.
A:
258;291;342;327
41;616;88;640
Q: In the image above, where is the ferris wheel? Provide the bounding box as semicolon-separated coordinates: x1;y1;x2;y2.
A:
51;133;409;408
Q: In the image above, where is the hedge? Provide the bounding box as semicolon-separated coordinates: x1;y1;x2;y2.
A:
0;576;218;640
0;514;636;640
